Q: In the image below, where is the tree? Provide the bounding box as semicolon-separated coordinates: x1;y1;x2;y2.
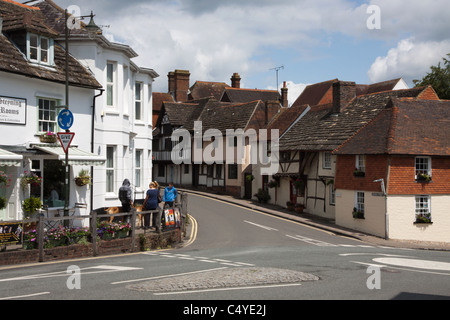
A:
413;54;450;100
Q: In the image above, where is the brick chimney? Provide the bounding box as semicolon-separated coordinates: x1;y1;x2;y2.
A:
231;73;241;88
332;81;356;113
281;81;288;107
265;100;280;125
168;70;190;102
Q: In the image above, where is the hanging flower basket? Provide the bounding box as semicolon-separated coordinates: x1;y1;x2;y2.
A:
40;132;57;143
75;169;90;186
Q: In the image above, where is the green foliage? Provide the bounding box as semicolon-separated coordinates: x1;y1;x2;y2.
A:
22;197;42;214
413;53;450;99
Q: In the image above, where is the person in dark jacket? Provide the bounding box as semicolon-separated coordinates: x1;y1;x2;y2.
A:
119;179;133;213
143;181;161;230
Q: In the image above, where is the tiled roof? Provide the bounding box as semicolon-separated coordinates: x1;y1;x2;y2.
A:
266;104;309;137
334;98;450;156
221;87;280;104
189;81;230;101
290;79;337;108
279;87;431;152
0;0;101;89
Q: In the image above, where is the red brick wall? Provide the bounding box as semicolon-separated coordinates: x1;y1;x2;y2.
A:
335;155;389;191
388;156;450;194
418;86;440;100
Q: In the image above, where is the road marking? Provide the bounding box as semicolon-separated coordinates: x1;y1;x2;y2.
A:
244;220;278;231
152;283;302;295
0;292;51;300
143;252;255;267
286;234;337;247
0;265;142;283
111;267;228;285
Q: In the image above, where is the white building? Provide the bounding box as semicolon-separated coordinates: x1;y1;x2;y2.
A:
0;0;103;222
36;0;159;209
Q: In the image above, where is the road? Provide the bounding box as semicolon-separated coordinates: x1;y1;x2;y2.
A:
0;193;449;304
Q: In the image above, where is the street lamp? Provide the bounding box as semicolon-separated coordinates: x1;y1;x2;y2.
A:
62;9;100;221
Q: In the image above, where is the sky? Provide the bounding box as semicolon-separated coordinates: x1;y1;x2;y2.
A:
42;0;450;104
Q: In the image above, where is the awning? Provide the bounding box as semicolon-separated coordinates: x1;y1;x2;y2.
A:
33;145;105;166
0;148;23;167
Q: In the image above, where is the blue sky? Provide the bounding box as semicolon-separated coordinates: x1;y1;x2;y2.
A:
43;0;450;103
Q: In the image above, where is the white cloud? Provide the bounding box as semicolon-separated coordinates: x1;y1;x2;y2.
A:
367;38;450;84
268;81;308;107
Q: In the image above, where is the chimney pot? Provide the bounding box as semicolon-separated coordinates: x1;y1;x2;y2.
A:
281;81;288;108
231;73;241;88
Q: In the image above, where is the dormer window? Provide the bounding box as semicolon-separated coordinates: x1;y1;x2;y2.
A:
27;33;54;66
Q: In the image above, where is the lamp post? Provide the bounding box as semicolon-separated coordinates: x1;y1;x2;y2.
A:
63;9;100;220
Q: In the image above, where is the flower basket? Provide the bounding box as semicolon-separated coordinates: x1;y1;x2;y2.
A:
39;132;57;143
75;177;90;186
415;214;432;224
75;169;90;186
115;230;129;239
353;170;365;177
286;201;295;211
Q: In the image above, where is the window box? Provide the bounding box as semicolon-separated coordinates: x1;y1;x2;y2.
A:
353;169;365;177
415;214;432;224
352;208;365;219
416;173;432;183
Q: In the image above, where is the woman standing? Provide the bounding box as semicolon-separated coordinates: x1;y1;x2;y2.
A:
143;181;161;230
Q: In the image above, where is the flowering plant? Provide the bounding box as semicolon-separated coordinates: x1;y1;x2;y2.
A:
0;170;11;186
20;171;42;189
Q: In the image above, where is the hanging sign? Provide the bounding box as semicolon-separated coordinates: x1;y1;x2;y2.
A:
57;132;75;153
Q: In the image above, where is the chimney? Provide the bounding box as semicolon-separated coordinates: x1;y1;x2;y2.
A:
265;100;280;125
231;73;241;88
168;70;190;102
332;81;356;113
168;71;175;96
281;81;288;107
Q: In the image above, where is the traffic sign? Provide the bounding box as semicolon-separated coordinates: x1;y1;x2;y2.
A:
57;132;75;153
58;109;74;130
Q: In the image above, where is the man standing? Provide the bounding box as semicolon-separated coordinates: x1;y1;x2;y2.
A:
119;179;133;221
163;182;177;208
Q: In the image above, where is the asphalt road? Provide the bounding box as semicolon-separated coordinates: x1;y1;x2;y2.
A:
0;193;449;305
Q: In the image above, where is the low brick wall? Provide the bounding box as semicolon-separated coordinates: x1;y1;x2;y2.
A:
0;229;181;266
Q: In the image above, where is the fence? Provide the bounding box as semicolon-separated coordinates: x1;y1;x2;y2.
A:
0;192;188;263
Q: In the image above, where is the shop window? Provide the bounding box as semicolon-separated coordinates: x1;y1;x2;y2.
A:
43;160;65;208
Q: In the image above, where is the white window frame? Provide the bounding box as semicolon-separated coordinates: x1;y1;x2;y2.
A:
415;195;431;221
329;183;335;205
135;82;143;121
323;152;332;169
106;62;116;108
27;33;54;66
415;156;431;179
37;97;60;133
355;191;364;213
135;149;142;188
356;155;366;172
106;146;116;193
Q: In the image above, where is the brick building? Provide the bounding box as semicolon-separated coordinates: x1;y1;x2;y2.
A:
333;98;450;242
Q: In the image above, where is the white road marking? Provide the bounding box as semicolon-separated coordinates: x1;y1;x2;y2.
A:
153;283;302;295
244;220;278;231
0;292;51;300
111;267;228;285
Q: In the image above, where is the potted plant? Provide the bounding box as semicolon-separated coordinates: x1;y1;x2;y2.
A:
0;196;6;210
0;170;11;185
267;180;278;188
246;174;255;182
22;197;42;217
75;169;91;186
40;131;57;143
294;203;304;213
254;188;270;203
352;207;364;219
286;201;295;211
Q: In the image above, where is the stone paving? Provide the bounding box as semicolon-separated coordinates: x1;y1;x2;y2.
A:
127;267;319;293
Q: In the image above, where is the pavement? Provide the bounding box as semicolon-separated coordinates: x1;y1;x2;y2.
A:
180;188;450;252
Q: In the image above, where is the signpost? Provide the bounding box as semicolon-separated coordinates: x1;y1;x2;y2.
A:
58;109;74;224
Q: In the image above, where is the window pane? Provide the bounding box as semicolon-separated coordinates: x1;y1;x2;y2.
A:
107;64;113;82
107;85;113;106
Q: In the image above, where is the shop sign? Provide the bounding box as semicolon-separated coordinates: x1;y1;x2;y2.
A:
0;96;26;125
0;222;22;245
